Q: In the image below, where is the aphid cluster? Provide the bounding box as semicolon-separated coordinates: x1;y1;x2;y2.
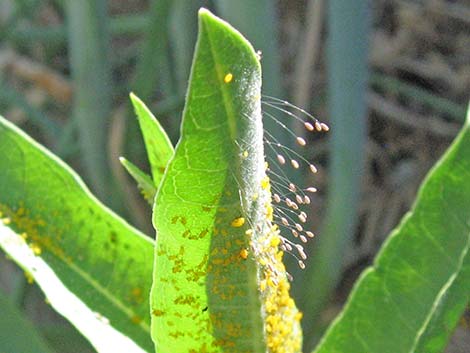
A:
260;95;328;270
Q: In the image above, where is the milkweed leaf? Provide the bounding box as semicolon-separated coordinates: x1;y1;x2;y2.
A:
314;106;470;353
150;9;302;353
0;116;154;353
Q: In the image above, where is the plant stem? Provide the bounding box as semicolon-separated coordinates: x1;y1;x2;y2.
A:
370;72;467;123
7;14;150;45
0;81;61;139
64;0;112;202
300;1;370;350
132;0;174;102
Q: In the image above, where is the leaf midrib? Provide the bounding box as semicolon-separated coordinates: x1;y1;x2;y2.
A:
0;119;152;343
410;224;470;351
11;221;152;335
59;248;151;333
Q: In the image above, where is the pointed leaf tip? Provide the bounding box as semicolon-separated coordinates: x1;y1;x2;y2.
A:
197;7;211;17
150;8;300;353
128;94;173;187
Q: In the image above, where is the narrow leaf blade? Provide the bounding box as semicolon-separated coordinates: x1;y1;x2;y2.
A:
129;92;174;187
151;8;302;353
314;107;470;353
119;156;157;205
0;116;154;353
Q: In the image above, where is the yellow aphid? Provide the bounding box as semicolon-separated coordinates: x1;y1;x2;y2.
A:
24;271;34;284
270;236;280;247
265;204;273;220
231;217;245;227
239;248;249;259
224;73;233;83
30;243;42;256
242;150;249;158
261;176;270;190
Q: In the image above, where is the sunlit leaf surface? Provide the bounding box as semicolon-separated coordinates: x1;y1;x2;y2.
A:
130;93;174;188
314;107;470;353
0;117;154;353
151;9;302;353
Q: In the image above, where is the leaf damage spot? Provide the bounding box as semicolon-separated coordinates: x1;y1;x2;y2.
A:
152;309;165;317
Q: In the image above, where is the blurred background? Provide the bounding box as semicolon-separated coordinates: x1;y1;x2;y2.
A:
0;0;469;352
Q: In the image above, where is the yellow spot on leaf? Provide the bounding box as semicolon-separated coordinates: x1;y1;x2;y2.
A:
231;217;245;228
131;315;142;324
239;249;249;259
24;271;34;284
152;309;165;317
224;73;233;83
30;243;42;256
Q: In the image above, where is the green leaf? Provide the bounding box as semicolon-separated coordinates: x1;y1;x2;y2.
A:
0;289;53;353
150;8;302;353
119;157;157;205
0;116;154;353
129;92;174;188
314;106;470;353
